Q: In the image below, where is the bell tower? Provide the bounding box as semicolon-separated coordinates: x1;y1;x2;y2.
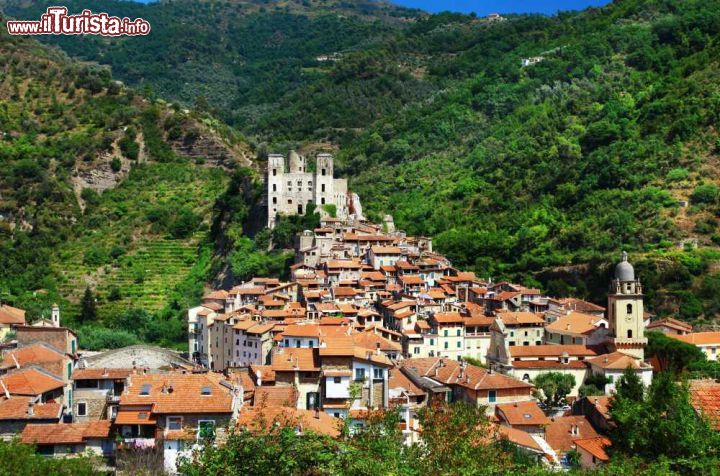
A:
607;251;647;360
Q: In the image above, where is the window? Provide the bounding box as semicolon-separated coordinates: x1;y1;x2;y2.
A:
373;368;384;379
295;339;301;348
76;402;87;417
67;363;72;379
298;204;303;214
444;342;449;349
272;197;277;205
627;303;633;314
272;184;277;192
522;374;530;381
284;339;289;347
333;412;340;418
488;390;497;403
167;416;183;430
272;169;277;176
355;368;366;381
430;339;434;346
414;347;420;354
321;198;325;205
198;420;216;440
627;329;633;338
457;341;461;348
333;377;341;384
444;330;448;337
321;184;326;192
201;386;212;396
76;379;99;389
456;329;461;337
321;168;326;176
140;384;151;396
288;199;292;205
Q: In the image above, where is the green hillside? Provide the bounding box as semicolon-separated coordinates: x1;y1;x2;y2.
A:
0;30;253;347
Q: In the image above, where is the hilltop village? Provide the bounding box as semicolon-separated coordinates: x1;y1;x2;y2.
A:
2;152;720;473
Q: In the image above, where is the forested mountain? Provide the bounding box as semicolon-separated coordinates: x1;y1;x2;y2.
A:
0;0;423;132
4;0;720;337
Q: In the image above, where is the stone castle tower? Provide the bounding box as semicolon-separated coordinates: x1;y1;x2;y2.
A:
266;151;349;228
607;251;647;360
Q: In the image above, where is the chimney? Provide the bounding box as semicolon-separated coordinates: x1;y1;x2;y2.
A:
0;381;9;398
256;370;262;387
102;367;108;377
27;401;34;417
314;408;320;420
51;304;60;327
376;342;381;355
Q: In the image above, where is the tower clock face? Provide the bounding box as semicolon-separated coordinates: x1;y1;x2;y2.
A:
625;314;633;322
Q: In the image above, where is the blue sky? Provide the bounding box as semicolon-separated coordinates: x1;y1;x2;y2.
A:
392;0;611;15
132;0;612;15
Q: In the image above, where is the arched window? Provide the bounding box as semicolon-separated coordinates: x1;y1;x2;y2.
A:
626;303;633;314
272;184;277;192
522;374;530;381
627;329;633;338
272;169;277;176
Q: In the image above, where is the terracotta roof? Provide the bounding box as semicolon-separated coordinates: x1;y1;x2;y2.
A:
115;407;157;425
0;396;62;420
326;260;363;269
22;420;111;445
399;275;424;285
586;351;648;370
544;416;599;453
545;312;605;335
230;286;265;295
690;380;720;430
119;373;233;414
237;406;341;437
271;348;320;372
464;316;494;327
574;437;611;461
71;368;133;380
671;332;720;346
352;332;402;352
254;386;299;407
553;298;605;313
493;291;521;301
496;425;545;453
497;312;544;326
508;345;600;358
0;368;64;396
0;344;65;370
332;287;361;297
250;365;276;383
203;290;228;300
281;324;321;338
646;318;693;332
318;335;355;357
496;401;550;426
388;367;423;397
371;246;401;254
400;358;532;391
432;312;463;324
0;304;26;325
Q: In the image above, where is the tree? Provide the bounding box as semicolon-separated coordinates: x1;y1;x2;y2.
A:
532;372;575;408
0;438;97;475
614;367;644;403
80;286;97;324
610;372;720;471
646;331;706;374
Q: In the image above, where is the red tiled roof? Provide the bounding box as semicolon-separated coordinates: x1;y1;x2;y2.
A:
0;368;64;396
71;368;133;380
690;379;720;430
496;401;550;426
0;344;65;370
254;386;299;407
22;420;111;445
119;373;233;414
545;416;599;453
0;304;26;325
574;437;611;461
237;406;341;437
0;396;62;420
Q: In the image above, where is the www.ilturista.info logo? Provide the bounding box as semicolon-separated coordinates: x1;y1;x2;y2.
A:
7;6;151;36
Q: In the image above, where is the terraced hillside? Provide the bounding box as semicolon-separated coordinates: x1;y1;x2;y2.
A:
53;162;227;321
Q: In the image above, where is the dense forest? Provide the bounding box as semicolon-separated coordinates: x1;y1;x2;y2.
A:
4;0;720;342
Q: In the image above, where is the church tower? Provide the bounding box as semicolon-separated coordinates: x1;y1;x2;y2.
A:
607;252;647;360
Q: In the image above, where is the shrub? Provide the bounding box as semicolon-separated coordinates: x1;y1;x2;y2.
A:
691;183;719;205
110;157;122;172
